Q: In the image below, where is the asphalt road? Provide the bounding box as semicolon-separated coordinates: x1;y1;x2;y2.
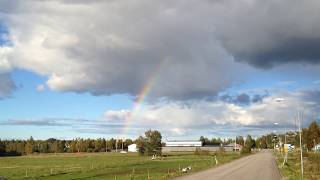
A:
174;150;281;180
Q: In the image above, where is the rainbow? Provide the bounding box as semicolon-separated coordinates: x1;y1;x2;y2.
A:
120;58;168;137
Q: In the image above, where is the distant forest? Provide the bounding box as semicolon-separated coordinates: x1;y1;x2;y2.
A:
0;121;319;156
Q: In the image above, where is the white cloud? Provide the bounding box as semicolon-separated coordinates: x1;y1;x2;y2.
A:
1;0;254;100
102;90;320;137
0;46;13;73
1;0;320;100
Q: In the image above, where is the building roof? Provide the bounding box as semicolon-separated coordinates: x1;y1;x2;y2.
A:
165;140;202;142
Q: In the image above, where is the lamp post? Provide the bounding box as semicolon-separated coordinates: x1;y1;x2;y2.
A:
297;108;304;178
274;98;303;178
273;122;279;150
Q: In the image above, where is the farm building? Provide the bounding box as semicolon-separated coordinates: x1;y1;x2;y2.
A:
162;141;242;153
165;141;202;147
128;144;138;152
227;143;243;151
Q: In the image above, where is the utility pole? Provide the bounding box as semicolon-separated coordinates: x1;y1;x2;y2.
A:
284;127;286;144
122;138;124;151
116;139;118;152
298;109;304;179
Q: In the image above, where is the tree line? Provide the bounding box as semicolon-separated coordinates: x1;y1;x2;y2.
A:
255;121;320;151
1;121;319;156
0;130;162;156
0;137;132;156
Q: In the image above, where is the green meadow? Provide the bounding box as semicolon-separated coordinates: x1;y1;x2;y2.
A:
275;151;320;180
0;152;241;180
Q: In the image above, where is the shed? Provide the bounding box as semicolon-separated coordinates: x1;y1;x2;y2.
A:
128;144;138;152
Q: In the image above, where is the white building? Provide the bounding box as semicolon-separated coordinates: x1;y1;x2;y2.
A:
128;144;138;152
165;141;202;147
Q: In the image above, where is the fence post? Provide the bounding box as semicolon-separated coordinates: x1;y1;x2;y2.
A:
215;155;218;165
25;169;28;177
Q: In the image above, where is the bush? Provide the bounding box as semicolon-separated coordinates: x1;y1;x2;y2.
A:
240;147;251;155
302;151;309;157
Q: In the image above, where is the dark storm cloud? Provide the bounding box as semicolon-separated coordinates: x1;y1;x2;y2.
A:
1;0;320;101
219;93;268;105
214;0;320;69
234;37;320;69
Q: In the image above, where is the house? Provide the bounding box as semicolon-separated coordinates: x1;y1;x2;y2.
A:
128;144;138;152
314;144;320;152
225;143;242;151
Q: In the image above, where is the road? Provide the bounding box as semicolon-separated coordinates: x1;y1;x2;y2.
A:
174;150;281;180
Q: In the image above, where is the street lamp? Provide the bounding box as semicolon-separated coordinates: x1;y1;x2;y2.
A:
274;98;303;178
274;122;281;147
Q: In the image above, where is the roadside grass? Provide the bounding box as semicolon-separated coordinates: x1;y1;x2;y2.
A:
275;150;320;180
0;152;241;179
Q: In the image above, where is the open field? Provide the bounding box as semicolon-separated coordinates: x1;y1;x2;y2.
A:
275;150;320;180
0;152;241;180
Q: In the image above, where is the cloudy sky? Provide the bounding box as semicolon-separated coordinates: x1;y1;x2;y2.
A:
1;0;320;140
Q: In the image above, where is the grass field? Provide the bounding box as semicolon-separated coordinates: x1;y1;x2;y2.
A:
0;152;241;179
275;150;320;180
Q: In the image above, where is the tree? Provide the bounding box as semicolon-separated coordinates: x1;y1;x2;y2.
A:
241;135;255;154
245;135;255;149
236;136;244;146
25;136;34;154
145;130;162;155
135;136;146;155
307;121;320;150
0;139;5;155
302;128;310;150
258;136;268;149
70;139;78;153
124;139;133;149
136;130;162;156
106;138;116;151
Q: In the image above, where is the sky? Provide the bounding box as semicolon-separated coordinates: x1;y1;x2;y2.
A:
1;0;320;140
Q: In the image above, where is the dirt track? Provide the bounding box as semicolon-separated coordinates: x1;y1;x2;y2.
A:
174;150;281;180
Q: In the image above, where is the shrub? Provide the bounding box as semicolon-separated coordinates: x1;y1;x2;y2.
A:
240;147;251;155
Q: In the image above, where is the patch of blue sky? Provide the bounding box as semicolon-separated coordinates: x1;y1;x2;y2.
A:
0;69;133;121
225;66;318;96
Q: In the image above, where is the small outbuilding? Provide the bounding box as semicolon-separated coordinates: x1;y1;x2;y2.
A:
128;144;138;152
314;144;320;152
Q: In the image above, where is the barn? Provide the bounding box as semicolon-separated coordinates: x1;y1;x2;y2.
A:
162;140;241;152
165;141;203;147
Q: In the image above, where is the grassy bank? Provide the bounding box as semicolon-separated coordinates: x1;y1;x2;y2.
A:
0;152;241;179
275;150;320;180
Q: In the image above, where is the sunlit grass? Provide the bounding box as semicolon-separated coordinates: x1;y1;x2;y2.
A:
275;150;320;180
0;152;241;179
